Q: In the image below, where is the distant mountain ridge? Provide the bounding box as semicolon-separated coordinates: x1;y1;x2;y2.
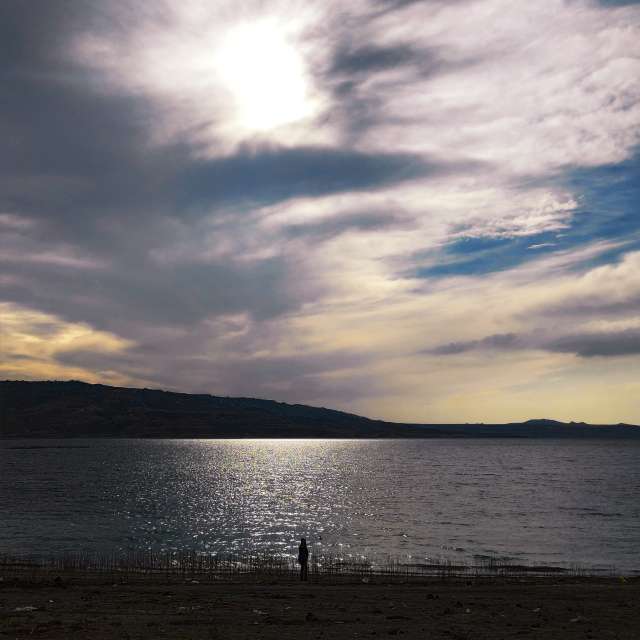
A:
1;380;638;439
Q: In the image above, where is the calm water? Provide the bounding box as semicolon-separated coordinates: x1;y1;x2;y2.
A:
1;439;639;572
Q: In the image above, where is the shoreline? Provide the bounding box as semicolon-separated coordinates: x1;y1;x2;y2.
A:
1;570;638;639
3;551;635;581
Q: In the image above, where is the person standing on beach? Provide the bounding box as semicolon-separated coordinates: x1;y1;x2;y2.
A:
298;538;309;581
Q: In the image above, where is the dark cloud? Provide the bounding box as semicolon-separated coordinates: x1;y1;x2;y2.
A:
597;0;640;5
330;41;469;81
1;79;164;216
3;354;31;362
0;1;178;257
284;210;410;241
331;44;419;74
372;0;471;11
319;3;481;141
540;295;640;318
325;46;465;139
178;145;433;211
429;333;520;355
428;329;640;358
0;1;82;68
0;253;297;333
546;329;640;357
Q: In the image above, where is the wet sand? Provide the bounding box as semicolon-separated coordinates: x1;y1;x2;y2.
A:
1;574;638;639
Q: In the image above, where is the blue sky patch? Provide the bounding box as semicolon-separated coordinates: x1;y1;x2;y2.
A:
416;149;640;279
415;232;561;278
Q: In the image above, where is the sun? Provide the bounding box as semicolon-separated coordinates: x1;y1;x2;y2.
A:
215;19;315;133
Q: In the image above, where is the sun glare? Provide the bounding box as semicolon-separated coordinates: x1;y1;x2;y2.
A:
215;20;314;133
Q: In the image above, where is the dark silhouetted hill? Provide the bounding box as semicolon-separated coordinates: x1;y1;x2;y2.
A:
1;380;638;439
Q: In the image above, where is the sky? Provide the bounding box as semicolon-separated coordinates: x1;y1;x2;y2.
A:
1;0;639;424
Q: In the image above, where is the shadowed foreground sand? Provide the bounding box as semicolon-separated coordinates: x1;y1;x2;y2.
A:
1;574;638;639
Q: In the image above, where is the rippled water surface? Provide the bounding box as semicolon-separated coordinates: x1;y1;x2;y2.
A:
1;439;639;572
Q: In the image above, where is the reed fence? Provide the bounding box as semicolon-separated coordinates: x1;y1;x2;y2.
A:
0;550;610;582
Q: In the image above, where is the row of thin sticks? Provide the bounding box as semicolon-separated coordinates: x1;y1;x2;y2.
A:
0;550;597;580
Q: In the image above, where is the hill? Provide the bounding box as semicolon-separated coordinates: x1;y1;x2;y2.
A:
1;380;638;439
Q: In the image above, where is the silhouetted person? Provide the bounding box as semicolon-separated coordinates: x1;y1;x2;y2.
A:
298;537;309;581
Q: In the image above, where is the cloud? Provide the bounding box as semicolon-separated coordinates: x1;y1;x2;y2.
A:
545;296;640;317
531;250;640;318
53;346;379;404
0;252;299;333
344;0;640;173
0;213;34;230
597;1;640;5
430;333;521;355
428;328;640;358
546;330;640;357
283;210;409;241
425;249;640;361
1;0;640;423
0;303;134;385
330;44;420;75
179;145;436;211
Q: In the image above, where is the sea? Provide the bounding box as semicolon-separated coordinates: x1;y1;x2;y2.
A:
1;438;639;573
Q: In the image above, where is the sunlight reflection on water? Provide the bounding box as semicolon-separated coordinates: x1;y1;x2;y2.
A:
1;438;639;571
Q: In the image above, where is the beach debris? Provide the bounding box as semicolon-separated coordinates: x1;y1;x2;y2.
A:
190;579;200;584
362;577;370;583
176;604;202;613
14;606;38;612
252;609;267;615
465;608;471;614
570;615;588;623
533;607;541;612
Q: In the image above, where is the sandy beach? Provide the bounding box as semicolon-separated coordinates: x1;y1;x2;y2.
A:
1;573;638;639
